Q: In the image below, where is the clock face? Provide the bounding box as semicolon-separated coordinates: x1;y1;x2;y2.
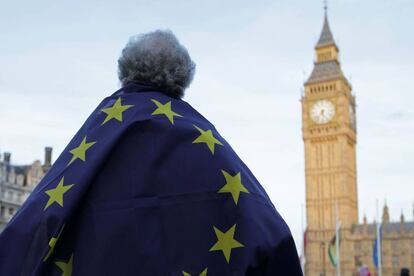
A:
310;100;335;124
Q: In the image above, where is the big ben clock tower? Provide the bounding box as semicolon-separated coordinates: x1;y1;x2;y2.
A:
302;8;358;276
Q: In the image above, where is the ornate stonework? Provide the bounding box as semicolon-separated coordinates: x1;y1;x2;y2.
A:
302;12;414;276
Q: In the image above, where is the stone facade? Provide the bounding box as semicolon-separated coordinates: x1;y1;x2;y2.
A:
349;209;414;276
0;147;52;231
302;11;414;276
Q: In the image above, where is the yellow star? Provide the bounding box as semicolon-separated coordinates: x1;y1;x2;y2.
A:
101;97;134;125
68;136;96;166
151;99;183;124
43;225;65;262
182;268;208;276
218;170;249;205
209;224;244;263
44;177;75;210
55;253;74;276
192;125;223;154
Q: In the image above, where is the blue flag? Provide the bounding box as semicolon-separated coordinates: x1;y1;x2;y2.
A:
373;224;382;269
0;82;302;275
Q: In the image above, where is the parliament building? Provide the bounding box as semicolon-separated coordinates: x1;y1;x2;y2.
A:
0;148;52;231
302;9;414;276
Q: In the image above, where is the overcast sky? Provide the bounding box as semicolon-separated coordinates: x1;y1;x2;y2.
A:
0;0;413;252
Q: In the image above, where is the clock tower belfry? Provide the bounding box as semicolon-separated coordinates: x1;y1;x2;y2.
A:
302;9;358;276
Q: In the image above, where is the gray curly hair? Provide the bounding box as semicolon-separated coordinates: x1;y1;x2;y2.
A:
118;30;196;98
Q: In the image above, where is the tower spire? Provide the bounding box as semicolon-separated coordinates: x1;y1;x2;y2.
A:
316;0;336;49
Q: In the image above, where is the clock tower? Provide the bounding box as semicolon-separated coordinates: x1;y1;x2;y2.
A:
302;9;358;276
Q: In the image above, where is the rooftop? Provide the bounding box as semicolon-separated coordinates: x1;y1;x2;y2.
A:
305;60;346;84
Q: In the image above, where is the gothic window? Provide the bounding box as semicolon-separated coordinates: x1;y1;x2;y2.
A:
354;241;361;251
8;171;16;184
354;255;362;267
16;174;24;186
392;255;399;268
392;240;399;252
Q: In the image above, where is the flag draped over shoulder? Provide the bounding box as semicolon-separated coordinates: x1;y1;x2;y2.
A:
0;83;302;276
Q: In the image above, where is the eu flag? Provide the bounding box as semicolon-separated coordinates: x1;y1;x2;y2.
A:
0;82;302;275
373;224;382;269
